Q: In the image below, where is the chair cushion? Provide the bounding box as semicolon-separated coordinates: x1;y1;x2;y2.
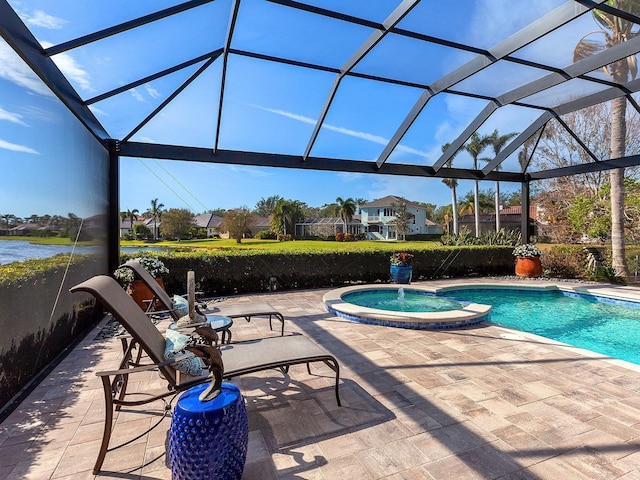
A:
164;328;207;377
172;295;189;317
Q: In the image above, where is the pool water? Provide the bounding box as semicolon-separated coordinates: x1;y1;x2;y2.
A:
446;288;640;365
343;289;464;313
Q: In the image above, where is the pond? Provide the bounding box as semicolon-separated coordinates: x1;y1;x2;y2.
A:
0;240;174;264
0;240;102;264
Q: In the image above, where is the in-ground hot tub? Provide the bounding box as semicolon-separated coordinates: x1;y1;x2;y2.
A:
323;285;491;330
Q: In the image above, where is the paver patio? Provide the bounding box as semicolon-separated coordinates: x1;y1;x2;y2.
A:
2;278;640;479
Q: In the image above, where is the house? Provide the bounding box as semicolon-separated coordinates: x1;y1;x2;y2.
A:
8;223;42;236
194;213;223;238
217;215;272;239
119;217;149;238
359;195;443;240
455;205;539;237
246;216;272;237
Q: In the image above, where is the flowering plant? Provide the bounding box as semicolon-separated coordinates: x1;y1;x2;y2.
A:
113;256;169;287
390;252;414;266
512;243;542;258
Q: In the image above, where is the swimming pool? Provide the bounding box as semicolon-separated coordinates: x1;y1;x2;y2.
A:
342;289;464;313
444;287;640;365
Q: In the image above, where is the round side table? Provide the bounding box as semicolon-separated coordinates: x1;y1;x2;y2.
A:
168;382;248;480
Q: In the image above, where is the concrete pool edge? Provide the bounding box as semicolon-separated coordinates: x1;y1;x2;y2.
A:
323;284;492;330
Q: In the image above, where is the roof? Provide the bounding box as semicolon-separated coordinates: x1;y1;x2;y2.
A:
360;195;424;209
499;205;538;220
194;213;223;229
250;216;271;228
3;1;640;184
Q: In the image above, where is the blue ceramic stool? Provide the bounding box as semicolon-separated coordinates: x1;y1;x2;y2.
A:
168;382;248;480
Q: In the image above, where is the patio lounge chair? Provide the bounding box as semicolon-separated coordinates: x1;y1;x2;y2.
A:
70;275;341;474
121;259;286;335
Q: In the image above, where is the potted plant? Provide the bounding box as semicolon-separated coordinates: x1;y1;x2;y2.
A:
390;252;414;284
512;243;543;278
114;256;169;309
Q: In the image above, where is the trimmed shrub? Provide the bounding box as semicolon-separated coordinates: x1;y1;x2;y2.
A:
255;230;277;240
120;246;515;296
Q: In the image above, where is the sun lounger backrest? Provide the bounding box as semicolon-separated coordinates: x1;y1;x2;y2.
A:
70;275;177;384
121;259;178;320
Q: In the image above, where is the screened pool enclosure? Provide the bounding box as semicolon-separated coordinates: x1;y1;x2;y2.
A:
3;0;640;410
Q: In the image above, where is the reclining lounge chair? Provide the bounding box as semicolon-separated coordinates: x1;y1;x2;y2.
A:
71;275;341;474
121;259;286;335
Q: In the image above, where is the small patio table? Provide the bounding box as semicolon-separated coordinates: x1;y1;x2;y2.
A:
168;382;248;480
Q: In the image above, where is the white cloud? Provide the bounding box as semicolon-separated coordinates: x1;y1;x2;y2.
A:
227;165;273;177
88;104;107;117
0;42;53;96
246;103;429;159
145;84;161;99
20;9;67;29
130;88;144;102
0;139;40;154
0;107;28;126
44;44;92;92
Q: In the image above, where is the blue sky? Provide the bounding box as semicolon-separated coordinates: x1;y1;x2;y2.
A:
1;0;603;217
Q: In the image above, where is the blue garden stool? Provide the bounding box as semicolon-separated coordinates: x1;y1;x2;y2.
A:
168;382;248;480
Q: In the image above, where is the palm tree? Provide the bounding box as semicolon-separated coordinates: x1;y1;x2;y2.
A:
485;129;518;231
441;143;461;235
335;197;356;234
271;199;305;236
573;1;640;279
121;209;139;238
464;133;491;237
150;198;164;240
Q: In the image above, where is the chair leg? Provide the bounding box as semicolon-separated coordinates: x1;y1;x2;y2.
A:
94;375;115;474
322;359;341;406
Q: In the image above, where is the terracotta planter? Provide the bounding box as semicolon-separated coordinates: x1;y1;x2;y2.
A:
515;257;542;278
128;278;165;310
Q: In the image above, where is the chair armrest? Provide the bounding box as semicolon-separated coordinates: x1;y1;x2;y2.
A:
95;352;195;377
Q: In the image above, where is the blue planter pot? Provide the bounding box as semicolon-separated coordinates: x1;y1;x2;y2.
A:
390;264;412;284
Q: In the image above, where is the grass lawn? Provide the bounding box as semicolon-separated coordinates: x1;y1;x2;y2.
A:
121;238;443;252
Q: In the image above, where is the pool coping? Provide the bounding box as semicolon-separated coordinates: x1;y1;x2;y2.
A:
323;284;492;330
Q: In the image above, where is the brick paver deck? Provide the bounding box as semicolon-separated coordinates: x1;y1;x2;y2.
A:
2;279;640;479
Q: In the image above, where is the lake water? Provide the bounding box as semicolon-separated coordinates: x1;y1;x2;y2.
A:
0;240;173;264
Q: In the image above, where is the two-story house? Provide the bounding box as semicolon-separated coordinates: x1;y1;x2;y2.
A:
359;195;442;240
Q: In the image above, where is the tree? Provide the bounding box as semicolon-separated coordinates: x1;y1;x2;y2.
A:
485;129;518;231
531;102;640;243
222;207;252;243
388;197;412;240
567;177;640;243
161;208;194;240
271;199;305;236
254;195;283;216
464;133;491;237
335;197;356;233
573;0;640;279
441;142;462;235
149;198;164;240
208;208;227;217
353;198;368;212
458;189;495;217
419;202;437;220
133;222;153;240
1;214;16;227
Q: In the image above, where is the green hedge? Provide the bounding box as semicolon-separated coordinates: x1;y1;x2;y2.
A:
120;246;515;295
